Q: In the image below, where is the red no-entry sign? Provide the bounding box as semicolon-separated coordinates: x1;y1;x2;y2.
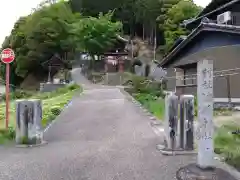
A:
1;48;15;64
0;48;15;129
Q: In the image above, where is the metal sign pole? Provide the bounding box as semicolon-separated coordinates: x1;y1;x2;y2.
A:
5;63;10;129
1;48;15;129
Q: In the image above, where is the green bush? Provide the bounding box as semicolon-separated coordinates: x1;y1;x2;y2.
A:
133;92;165;119
13;90;33;99
133;93;155;105
0;127;15;143
50;106;61;116
67;84;79;90
130;75;164;98
48;113;57;121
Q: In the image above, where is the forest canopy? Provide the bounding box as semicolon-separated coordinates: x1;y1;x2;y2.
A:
0;0;202;85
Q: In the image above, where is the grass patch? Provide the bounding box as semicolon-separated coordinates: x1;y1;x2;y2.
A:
0;127;15;144
214;123;240;170
132;92;165;119
0;84;81;144
214;109;234;116
124;73;165;119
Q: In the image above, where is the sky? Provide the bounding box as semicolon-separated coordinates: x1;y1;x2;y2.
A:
0;0;211;46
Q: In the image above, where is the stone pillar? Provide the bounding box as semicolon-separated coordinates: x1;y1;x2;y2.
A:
15;99;43;145
179;95;194;150
197;59;214;168
164;93;178;150
15;100;34;144
31;99;43;143
176;60;237;180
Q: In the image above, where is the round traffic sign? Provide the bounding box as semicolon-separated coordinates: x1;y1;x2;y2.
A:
1;48;15;64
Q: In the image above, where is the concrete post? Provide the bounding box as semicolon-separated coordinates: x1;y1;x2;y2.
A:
31;99;43;143
15;100;34;144
164;93;178;150
179;95;194;150
176;60;237;180
15;99;43;145
197;59;214;168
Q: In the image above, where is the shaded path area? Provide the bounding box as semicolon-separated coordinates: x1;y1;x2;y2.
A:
0;70;198;179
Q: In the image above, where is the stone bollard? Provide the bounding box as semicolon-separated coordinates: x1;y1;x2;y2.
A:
30;99;43;144
179;95;194;150
15;100;33;144
164;93;178;151
15;99;43;145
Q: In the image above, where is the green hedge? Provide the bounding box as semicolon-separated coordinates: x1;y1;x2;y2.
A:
126;75;164;98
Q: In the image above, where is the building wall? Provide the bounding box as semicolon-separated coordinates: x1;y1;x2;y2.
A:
172;31;240;65
165;45;240;99
165;68;176;91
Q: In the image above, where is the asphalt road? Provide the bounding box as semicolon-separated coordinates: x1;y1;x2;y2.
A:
0;70;197;180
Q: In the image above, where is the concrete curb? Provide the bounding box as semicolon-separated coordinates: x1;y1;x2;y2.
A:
15;141;48;148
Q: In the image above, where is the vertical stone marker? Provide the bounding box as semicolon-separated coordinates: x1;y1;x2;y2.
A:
197;59;214;168
179;95;194;150
15;100;34;144
31;99;43;144
159;93;178;155
15;99;45;146
176;60;237;180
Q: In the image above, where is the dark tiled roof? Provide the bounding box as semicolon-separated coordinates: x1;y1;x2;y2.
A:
159;23;240;67
186;0;240;29
163;36;187;58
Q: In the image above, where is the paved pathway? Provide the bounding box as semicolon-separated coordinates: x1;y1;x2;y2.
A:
0;69;199;180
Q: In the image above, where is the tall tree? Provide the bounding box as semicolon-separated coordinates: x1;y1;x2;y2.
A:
157;0;181;30
1;1;77;84
135;0;162;41
69;11;122;56
163;0;202;51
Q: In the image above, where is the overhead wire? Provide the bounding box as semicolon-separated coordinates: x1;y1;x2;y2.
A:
166;72;240;81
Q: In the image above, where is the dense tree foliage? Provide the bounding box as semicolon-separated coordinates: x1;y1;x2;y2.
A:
70;0;201;46
0;1;121;85
164;0;202;50
69;11;122;57
1;0;202;85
